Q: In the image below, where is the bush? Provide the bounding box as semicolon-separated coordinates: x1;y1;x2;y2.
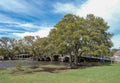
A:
15;63;24;71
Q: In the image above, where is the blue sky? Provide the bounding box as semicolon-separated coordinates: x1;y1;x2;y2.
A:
0;0;120;49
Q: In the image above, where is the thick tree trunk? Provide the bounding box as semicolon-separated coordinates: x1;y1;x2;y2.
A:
70;54;73;68
69;53;76;69
74;43;79;66
69;54;78;69
74;55;78;65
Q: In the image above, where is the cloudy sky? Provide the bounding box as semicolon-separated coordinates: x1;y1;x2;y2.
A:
0;0;120;48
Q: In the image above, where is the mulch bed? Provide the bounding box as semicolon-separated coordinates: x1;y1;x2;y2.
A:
11;62;104;74
11;66;70;74
40;67;70;73
0;68;7;70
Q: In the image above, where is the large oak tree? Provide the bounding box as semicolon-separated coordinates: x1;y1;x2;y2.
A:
49;14;113;66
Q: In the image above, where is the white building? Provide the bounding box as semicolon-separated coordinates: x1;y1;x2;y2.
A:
113;51;120;61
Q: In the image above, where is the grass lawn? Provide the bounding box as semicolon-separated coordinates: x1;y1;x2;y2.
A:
0;62;120;83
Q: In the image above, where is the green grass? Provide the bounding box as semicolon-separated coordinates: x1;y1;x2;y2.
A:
0;63;120;83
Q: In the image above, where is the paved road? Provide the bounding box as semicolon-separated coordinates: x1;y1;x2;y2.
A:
0;60;69;68
0;60;37;68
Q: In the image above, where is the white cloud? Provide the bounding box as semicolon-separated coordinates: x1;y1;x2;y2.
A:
0;14;41;31
0;0;28;13
0;28;20;32
13;27;52;38
76;0;119;20
0;13;51;37
18;23;41;29
54;0;120;23
53;2;78;14
0;0;43;16
0;14;17;23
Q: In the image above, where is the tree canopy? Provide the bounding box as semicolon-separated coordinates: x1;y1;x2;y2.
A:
49;14;113;65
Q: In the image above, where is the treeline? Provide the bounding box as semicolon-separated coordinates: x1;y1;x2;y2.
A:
0;36;48;58
0;14;116;62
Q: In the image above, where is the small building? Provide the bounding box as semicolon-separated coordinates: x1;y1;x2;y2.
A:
12;54;32;60
113;51;120;61
0;56;4;60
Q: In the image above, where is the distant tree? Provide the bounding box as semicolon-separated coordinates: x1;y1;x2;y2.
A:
0;37;17;58
22;36;36;56
33;37;49;56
